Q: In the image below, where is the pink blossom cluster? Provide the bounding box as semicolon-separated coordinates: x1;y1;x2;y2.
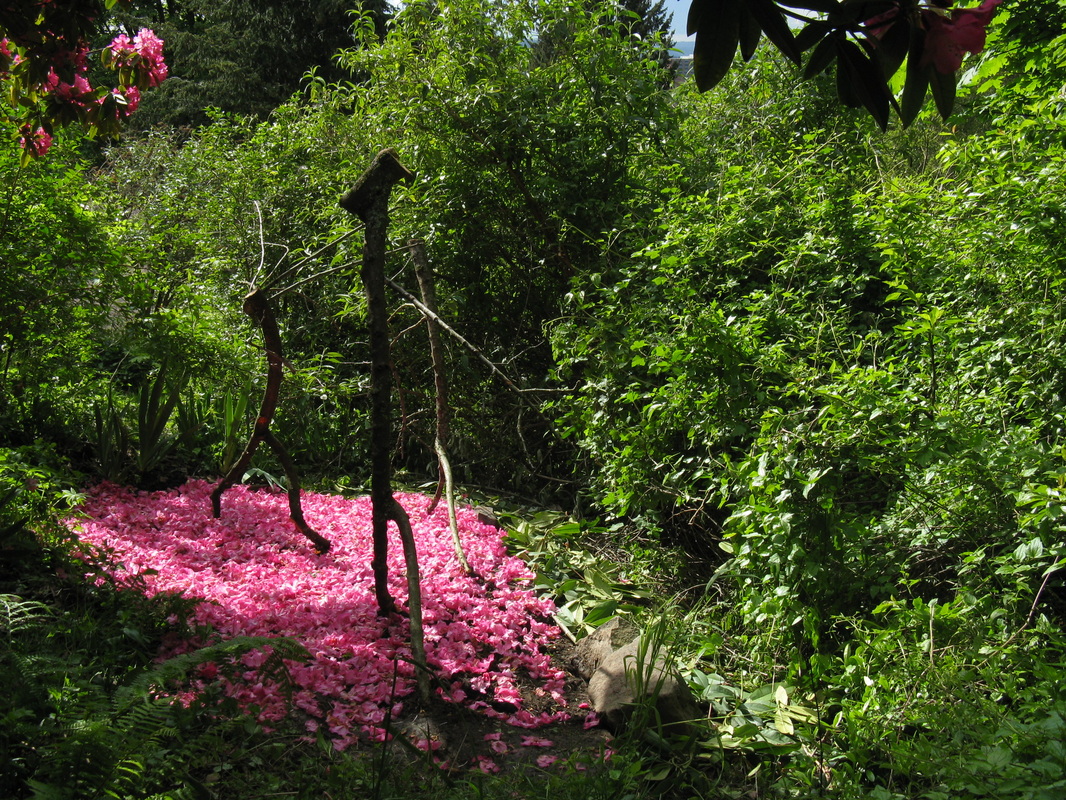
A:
105;28;168;88
68;480;570;751
1;23;166;158
18;125;53;158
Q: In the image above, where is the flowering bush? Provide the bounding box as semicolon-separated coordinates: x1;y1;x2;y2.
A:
1;2;167;161
68;480;570;750
686;0;1005;128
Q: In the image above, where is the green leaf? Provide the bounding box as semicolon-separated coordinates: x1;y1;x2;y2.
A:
929;66;957;120
875;14;910;80
689;0;743;91
747;0;802;65
779;0;843;13
835;37;892;130
795;20;832;53
739;6;763;63
804;33;838;78
899;27;930;127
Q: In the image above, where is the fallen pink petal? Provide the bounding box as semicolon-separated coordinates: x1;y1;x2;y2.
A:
519;735;554;748
66;480;570;750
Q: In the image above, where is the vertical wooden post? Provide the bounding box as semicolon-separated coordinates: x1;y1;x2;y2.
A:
340;149;430;701
410;240;470;574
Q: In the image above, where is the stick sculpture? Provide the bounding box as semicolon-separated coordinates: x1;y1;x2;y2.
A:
410;240;471;574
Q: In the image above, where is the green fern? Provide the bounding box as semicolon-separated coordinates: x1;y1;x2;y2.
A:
0;594;53;637
4;585;310;800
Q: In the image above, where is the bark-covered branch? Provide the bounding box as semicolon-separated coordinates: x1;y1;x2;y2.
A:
410;240;470;574
211;288;330;554
340;149;430;701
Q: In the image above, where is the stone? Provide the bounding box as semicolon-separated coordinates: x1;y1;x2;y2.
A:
578;619;702;736
571;616;640;680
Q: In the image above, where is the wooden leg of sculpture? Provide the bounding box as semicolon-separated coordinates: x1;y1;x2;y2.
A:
211;288;330;554
341;149;430;701
411;240;471;574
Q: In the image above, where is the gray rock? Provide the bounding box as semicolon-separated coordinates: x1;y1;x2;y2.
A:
571;616;639;679
579;619;702;736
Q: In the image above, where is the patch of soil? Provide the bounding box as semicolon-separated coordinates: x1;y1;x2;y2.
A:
389;634;613;774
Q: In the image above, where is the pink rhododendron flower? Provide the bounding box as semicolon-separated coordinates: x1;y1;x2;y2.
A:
921;0;1002;73
45;70;95;104
475;756;500;774
134;28;168;86
865;0;1002;74
535;754;559;768
19;126;52;157
116;85;141;113
583;711;601;730
66;480;570;750
109;33;133;57
109;28;167;86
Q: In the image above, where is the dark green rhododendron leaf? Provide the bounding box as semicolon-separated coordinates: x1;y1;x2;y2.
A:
795;19;832;52
836;37;892;130
689;0;743;90
875;13;910;78
804;31;838;77
929;66;957;120
778;0;843;13
747;0;802;64
899;27;929;127
739;6;763;62
835;43;862;107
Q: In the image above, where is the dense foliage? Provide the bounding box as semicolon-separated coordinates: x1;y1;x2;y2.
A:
2;0;1065;797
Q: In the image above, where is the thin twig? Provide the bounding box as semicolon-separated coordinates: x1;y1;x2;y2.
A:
980;568;1057;666
383;275;556;429
251;201;267;288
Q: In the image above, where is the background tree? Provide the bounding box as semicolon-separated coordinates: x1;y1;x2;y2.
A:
533;0;674;66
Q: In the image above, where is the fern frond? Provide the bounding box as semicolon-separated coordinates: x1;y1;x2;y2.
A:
115;635;310;709
0;593;53;636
